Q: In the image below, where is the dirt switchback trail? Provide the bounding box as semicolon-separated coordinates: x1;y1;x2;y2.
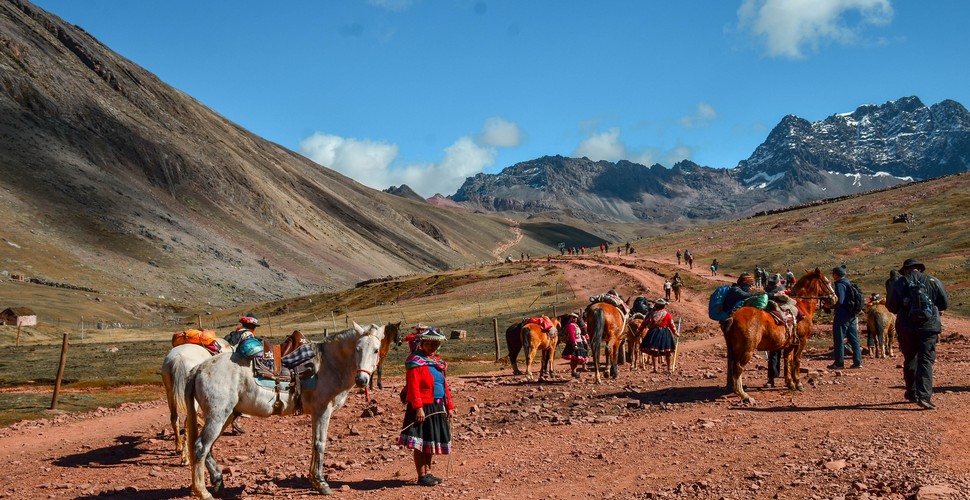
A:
1;252;970;498
491;218;523;260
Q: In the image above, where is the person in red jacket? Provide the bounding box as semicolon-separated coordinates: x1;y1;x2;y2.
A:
398;329;454;486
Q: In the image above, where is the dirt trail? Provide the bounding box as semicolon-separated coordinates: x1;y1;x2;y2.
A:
1;253;969;499
491;218;523;260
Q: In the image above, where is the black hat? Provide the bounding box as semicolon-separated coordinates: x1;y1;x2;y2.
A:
832;265;846;277
899;258;925;273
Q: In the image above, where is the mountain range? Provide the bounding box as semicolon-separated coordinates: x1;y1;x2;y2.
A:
449;97;970;222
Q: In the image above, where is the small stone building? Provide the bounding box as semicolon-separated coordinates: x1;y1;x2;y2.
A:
1;307;37;326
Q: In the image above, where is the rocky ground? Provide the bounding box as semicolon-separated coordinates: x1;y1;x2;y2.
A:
1;255;968;499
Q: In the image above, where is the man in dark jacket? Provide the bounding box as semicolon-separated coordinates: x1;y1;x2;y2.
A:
829;265;862;370
722;273;756;315
886;258;949;409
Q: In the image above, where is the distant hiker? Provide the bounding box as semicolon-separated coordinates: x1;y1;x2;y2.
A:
625;241;631;253
225;315;259;347
828;265;862;370
785;269;796;289
560;313;589;378
886;258;950;410
711;259;718;276
671;273;685;302
686;252;694;269
663;278;673;301
754;267;764;287
676;250;682;265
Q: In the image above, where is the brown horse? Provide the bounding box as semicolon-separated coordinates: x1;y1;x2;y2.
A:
504;320;525;375
521;316;561;381
722;268;836;403
370;321;402;390
625;315;647;371
585;302;628;383
865;299;896;358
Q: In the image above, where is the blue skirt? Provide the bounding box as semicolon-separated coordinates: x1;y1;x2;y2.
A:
641;327;676;354
398;400;451;454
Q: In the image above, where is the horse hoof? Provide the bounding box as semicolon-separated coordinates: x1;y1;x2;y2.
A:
315;481;333;495
211;478;224;494
796;383;804;391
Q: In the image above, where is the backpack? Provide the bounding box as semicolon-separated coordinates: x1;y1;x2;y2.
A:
846;281;865;316
708;285;731;321
904;275;936;325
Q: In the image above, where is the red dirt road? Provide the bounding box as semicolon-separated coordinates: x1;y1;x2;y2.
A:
1;256;969;499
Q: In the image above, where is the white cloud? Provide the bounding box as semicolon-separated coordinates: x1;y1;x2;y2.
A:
299;117;521;197
477;117;522;147
678;102;718;128
298;133;398;188
738;0;893;59
573;127;693;167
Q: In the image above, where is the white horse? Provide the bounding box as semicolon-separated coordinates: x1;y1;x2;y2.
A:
161;338;232;465
186;323;384;499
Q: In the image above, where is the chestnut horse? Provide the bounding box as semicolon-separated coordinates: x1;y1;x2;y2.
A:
521;316;561;381
722;268;836;403
370;321;402;390
585;302;628;383
625;315;647;371
865;299;896;358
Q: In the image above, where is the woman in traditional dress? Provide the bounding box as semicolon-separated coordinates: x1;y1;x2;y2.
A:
637;299;679;373
398;329;453;486
560;312;589;378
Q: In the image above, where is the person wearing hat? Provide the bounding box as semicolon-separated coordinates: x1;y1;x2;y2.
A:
721;273;757;319
886;258;950;409
637;298;679;373
560;312;589;378
398;328;454;486
829;265;862;370
225;315;259;347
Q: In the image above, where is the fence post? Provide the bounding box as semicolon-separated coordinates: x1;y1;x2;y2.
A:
493;318;500;361
50;333;69;410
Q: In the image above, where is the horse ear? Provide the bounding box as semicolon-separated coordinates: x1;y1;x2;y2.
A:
353;322;363;333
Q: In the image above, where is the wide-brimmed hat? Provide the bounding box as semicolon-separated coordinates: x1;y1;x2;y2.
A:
899;258;926;273
654;298;668;306
419;329;447;343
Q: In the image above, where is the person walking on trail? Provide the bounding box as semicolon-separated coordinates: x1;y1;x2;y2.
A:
886;258;949;410
663;278;673;301
676;250;682;265
671;273;685;302
399;329;454;486
711;259;718;276
686;251;694;269
828;265;862;370
560;313;589;378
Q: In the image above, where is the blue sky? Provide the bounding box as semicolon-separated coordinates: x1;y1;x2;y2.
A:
32;0;970;197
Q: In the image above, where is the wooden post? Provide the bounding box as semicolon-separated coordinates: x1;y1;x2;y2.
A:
493;318;500;361
331;311;337;330
80;316;84;343
50;333;69;410
198;314;203;328
15;324;21;347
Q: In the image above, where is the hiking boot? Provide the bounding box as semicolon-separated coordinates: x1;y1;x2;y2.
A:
916;399;937;410
418;475;439;486
904;391;916;402
849;364;862;369
427;474;444;484
765;380;775;388
825;364;844;370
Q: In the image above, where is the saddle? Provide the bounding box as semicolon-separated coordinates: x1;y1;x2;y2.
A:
523;316;555;332
252;330;315;415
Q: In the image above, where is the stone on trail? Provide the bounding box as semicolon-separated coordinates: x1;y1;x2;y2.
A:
824;459;847;471
917;484;959;499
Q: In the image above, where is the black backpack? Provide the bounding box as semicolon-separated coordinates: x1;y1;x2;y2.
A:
846;281;865;316
904;275;936;325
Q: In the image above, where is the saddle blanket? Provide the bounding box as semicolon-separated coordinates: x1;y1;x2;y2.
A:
768;310;795;327
253;343;315;381
524;316;555;331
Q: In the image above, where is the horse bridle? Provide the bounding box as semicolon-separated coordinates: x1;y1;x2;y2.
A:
788;277;837;301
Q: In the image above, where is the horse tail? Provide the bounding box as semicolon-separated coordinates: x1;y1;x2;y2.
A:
522;325;532;360
184;366;200;469
170;357;193;417
592;307;605;373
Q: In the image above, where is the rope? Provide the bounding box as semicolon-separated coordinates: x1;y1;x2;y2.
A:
398;410;448;432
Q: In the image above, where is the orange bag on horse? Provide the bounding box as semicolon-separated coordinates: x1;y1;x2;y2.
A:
172;329;218;348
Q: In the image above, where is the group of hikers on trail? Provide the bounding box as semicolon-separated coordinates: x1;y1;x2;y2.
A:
676;249;694;268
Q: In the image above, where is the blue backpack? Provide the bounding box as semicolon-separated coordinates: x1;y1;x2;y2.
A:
708;285;732;321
